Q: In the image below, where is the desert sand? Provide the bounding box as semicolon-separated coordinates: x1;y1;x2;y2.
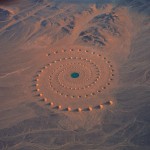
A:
0;0;150;150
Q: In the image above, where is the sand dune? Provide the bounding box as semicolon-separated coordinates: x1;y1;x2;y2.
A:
0;0;150;150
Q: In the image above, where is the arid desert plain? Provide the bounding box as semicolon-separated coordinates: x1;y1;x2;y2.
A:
0;0;150;150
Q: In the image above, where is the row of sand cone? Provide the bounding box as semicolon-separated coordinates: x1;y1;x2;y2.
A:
40;96;113;112
46;49;105;58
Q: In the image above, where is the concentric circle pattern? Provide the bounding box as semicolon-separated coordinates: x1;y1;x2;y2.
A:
33;49;115;112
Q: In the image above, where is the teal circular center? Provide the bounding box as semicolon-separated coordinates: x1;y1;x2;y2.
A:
71;72;80;78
